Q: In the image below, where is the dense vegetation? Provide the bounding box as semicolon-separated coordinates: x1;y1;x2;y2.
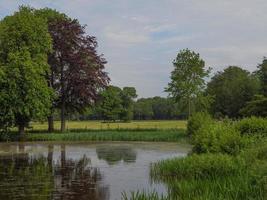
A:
123;115;267;200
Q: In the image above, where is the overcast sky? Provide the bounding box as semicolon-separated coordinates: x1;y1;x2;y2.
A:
1;0;267;97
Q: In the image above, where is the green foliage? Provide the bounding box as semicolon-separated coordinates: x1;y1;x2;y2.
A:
120;87;137;121
240;95;267;117
151;154;244;181
165;49;210;117
148;151;267;200
186;112;213;137
25;129;186;142
207;66;260;118
257;57;267;96
98;86;123;121
0;6;53;133
235;117;267;136
166;49;209;101
193;122;244;155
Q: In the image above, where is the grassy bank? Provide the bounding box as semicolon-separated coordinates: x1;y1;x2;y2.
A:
122;116;267;200
28;120;187;131
23;129;187;142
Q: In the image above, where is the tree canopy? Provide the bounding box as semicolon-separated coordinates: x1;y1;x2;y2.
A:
37;8;109;132
0;6;53;135
206;66;260;118
165;49;210;117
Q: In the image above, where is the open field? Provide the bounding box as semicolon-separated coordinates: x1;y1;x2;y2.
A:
29;120;187;131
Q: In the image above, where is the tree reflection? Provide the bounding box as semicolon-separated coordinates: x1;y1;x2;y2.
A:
96;145;137;165
0;144;109;200
0;154;53;200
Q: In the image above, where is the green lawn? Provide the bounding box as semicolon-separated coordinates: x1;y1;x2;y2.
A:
29;120;187;131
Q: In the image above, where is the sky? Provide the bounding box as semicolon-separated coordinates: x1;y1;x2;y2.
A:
1;0;267;97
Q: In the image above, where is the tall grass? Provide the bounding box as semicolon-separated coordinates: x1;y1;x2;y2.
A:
24;129;187;142
122;116;267;200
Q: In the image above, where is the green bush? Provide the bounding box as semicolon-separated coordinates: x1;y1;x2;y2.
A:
186;112;213;137
193;122;244;155
235;117;267;136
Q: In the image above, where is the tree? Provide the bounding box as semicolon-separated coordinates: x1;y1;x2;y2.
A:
37;9;109;132
133;98;154;120
240;95;267;117
97;86;123;121
0;6;53;136
206;66;260;118
120;87;137;121
257;57;267;96
165;49;210;118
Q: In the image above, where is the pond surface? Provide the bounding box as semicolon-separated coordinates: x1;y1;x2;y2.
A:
0;142;189;200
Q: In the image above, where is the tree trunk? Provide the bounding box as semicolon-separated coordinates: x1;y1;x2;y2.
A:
18;124;25;137
60;101;66;132
48;115;54;133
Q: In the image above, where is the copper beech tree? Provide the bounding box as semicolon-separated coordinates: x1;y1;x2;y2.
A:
45;14;109;132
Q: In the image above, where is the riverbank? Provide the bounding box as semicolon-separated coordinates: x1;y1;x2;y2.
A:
123;116;267;200
4;129;187;142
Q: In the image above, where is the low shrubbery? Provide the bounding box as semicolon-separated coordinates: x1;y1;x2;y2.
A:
122;116;267;200
192;122;244;155
186;112;213;137
235;117;267;136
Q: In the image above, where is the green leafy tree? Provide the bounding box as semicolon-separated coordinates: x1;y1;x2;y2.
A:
240;95;267;117
0;6;53;136
257;57;267;96
207;66;260;118
120;87;137;121
97;86;123;121
165;49;210;118
133;98;154;120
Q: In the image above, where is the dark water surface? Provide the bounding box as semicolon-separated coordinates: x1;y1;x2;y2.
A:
0;142;189;200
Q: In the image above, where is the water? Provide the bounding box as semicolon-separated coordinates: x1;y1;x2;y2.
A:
0;142;189;200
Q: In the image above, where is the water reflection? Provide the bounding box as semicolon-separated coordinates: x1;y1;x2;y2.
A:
0;142;189;200
96;145;136;165
0;144;109;200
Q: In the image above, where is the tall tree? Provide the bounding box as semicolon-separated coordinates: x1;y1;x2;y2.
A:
206;66;260;118
257;57;267;96
120;87;137;121
97;86;123;121
0;6;53;136
37;9;109;132
165;49;210;117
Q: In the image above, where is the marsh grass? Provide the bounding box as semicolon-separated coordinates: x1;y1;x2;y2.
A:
122;117;267;200
24;129;187;142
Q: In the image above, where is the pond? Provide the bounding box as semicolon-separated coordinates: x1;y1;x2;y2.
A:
0;142;190;200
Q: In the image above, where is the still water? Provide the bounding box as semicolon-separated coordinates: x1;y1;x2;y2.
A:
0;142;189;200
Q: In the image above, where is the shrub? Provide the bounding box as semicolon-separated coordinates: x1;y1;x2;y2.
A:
235;117;267;136
192;122;243;155
186;112;213;137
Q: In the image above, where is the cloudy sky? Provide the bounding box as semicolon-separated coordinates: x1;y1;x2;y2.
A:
1;0;267;97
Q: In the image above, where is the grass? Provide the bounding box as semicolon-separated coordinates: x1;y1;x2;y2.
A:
24;129;187;142
122;117;267;200
126;149;267;200
28;120;187;131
